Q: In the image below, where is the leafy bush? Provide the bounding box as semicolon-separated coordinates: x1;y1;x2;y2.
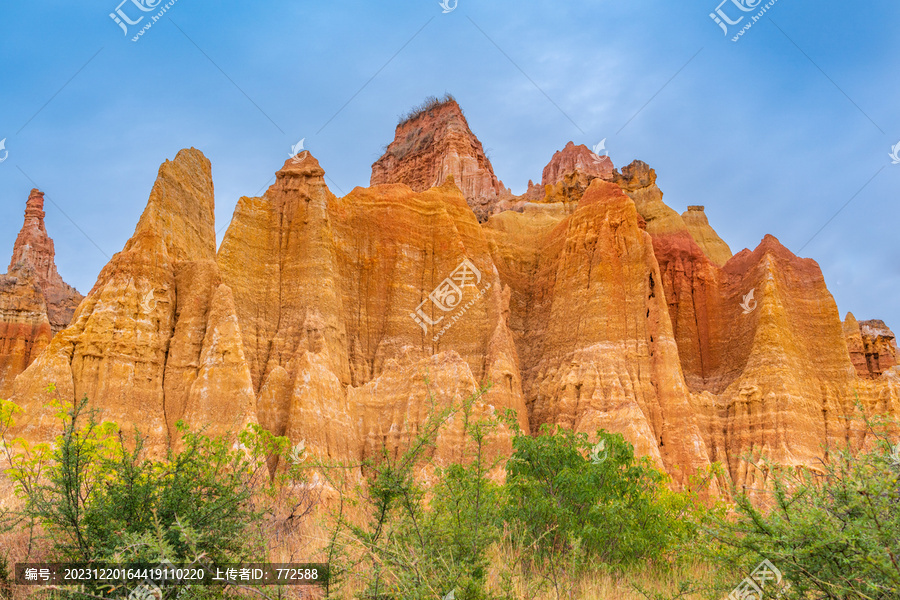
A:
1;392;279;566
503;422;702;567
707;430;900;599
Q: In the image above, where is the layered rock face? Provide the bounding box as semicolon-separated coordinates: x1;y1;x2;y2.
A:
541;141;614;186
0;271;53;399
484;180;713;486
8;150;256;451
611;161;732;264
859;320;898;376
219;153;527;464
681;205;732;267
654;234;872;489
523;141;614;202
844;314;898;378
370;97;509;222
0;190;82;397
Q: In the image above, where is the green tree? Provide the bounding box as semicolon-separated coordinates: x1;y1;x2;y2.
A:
707;433;900;599
323;384;503;600
1;393;279;566
502;422;700;567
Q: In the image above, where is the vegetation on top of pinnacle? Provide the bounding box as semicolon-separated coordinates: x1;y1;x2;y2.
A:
397;93;460;127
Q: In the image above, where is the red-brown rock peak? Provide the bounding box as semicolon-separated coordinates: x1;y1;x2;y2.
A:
1;188;83;397
541;141;613;187
6;188;82;329
522;141;615;203
9;190;64;291
370;95;507;222
845;317;898;378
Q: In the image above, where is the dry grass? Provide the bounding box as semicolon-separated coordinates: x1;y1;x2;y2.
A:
397;93;458;126
481;542;732;600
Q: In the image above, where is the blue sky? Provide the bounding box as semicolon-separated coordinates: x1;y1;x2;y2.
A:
1;0;897;328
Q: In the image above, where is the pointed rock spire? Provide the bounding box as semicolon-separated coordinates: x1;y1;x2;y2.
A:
370;95;507;221
0;189;83;397
9;190;65;292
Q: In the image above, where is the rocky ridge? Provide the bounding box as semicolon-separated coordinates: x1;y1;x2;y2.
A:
3;101;898;493
7;150;255;452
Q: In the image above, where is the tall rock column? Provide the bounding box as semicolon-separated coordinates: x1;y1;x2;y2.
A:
0;190;83;397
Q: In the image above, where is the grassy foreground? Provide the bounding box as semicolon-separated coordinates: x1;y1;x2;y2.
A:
1;386;898;599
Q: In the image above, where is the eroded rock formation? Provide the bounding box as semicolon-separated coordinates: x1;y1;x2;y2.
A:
681;205;732;266
844;314;898;379
219;153;526;464
523;141;614;202
0;190;82;398
7;150;255;451
3;100;898;494
370;96;510;222
485;180;713;486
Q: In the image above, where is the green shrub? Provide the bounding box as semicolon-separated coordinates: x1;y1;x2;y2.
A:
323;386;503;600
707;433;900;599
502;422;701;568
1;393;278;566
